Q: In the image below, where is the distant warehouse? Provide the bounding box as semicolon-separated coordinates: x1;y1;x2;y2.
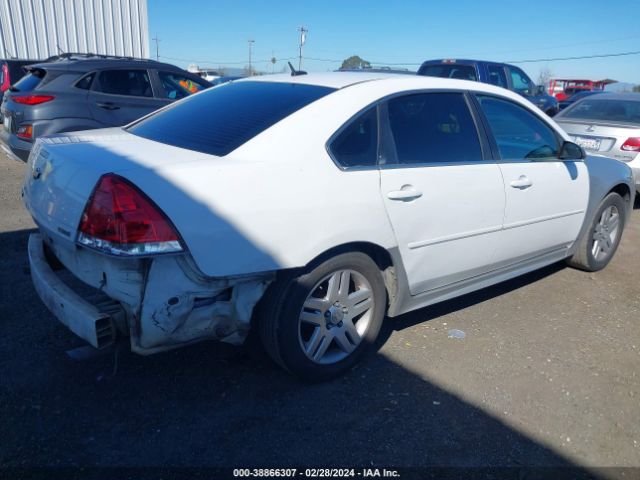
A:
0;0;149;60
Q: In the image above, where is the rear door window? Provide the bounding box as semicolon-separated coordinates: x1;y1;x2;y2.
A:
128;81;335;156
158;71;207;99
477;95;559;160
487;65;508;88
385;92;482;164
97;70;153;97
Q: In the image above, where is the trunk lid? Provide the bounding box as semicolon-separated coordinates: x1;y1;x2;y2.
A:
22;128;203;245
557;119;640;162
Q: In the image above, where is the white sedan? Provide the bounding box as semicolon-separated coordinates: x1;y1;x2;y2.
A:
23;73;635;381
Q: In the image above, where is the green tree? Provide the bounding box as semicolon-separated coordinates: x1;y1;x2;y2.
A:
340;55;371;70
633;85;640;93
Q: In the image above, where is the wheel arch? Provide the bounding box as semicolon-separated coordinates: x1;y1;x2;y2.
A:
608;182;632;206
304;241;400;312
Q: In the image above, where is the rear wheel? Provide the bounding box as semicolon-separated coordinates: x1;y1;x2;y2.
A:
258;252;386;381
566;192;626;271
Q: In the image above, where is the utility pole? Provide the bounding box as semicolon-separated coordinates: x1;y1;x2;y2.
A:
298;26;307;70
248;39;255;76
152;34;161;61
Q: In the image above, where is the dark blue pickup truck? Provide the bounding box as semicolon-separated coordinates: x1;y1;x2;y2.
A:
418;59;559;116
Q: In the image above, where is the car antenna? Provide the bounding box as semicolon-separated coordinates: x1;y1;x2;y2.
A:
288;61;307;77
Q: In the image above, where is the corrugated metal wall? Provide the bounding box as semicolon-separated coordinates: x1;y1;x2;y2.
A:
0;0;149;60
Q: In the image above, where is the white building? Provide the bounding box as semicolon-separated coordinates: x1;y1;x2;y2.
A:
0;0;149;60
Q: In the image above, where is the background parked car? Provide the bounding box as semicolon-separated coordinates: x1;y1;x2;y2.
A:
0;58;41;123
555;92;640;192
558;90;609;111
0;53;211;161
418;59;559;116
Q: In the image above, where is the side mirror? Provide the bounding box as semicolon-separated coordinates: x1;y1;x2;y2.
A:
558;140;586;161
536;85;546;95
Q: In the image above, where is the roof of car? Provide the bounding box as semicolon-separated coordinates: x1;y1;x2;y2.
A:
239;71;515;94
244;72;418;89
26;54;183;72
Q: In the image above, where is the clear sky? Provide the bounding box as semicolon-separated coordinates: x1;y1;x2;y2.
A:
148;0;640;84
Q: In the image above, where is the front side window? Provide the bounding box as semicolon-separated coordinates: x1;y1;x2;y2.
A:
158;71;207;100
128;81;335;157
487;65;507;88
98;69;152;97
507;66;533;94
478;95;559;160
385;92;482;164
329;107;378;168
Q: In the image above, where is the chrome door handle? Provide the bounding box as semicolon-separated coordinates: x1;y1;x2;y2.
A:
510;176;533;189
387;188;423;201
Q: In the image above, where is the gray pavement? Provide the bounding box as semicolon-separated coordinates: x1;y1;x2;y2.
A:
0;150;638;477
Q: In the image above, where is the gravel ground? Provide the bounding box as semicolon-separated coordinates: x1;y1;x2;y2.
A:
0;150;638;478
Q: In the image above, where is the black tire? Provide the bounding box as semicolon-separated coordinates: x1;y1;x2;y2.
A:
257;252;386;381
566;192;626;272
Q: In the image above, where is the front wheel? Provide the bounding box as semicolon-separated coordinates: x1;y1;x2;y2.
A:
258;252;387;381
566;192;626;271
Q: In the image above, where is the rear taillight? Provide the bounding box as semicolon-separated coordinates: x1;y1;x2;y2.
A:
621;137;640;152
12;94;55;105
77;174;183;256
16;124;32;139
1;64;9;92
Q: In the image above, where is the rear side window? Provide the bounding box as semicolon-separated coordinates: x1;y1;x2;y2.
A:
75;73;95;90
158;71;207;99
478;96;559;160
12;71;44;91
418;64;477;81
329;107;378;168
385;92;482;164
98;70;152;97
487;65;507;88
128;81;335;156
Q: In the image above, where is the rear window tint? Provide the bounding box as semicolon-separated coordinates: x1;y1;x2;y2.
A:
562;98;640;124
12;71;44;91
418;64;478;81
128;81;335;156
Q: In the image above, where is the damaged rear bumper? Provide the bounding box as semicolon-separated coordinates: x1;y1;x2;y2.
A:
28;233;274;354
28;234;120;348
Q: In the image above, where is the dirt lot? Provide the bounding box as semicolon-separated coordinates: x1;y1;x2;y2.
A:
0;150;638;478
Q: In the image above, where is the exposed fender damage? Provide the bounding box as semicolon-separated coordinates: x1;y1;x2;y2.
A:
133;254;274;353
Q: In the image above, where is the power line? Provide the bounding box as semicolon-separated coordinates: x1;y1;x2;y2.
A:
506;50;640;64
158;49;640;70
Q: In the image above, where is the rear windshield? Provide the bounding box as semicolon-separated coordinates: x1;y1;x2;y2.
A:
418;64;478;81
128;81;335;156
11;70;44;91
562;98;640;124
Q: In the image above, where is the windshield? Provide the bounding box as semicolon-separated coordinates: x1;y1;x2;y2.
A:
418;64;478;81
128;81;336;156
562;98;640;124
